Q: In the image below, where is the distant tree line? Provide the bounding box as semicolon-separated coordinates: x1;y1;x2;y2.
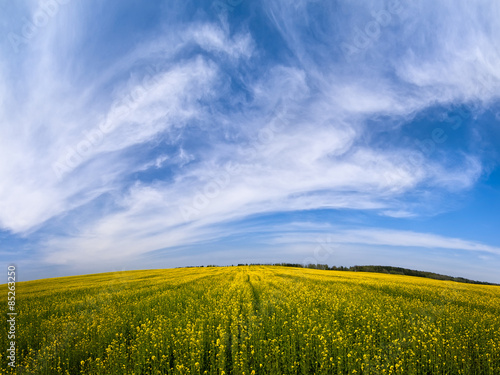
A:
344;265;499;286
178;263;498;285
215;263;498;286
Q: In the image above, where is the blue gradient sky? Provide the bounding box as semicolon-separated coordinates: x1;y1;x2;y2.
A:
1;0;500;282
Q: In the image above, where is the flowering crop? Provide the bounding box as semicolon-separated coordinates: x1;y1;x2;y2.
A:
1;266;499;374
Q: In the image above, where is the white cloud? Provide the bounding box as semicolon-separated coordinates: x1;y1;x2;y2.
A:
0;13;252;233
186;23;254;59
269;226;500;256
335;228;500;255
2;0;499;277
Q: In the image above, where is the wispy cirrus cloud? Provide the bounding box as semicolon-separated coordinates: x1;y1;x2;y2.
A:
270;226;500;256
0;10;251;233
1;0;499;282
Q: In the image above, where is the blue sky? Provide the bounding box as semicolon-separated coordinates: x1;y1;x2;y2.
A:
1;0;500;283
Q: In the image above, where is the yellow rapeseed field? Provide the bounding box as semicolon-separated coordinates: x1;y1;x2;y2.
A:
1;266;500;374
